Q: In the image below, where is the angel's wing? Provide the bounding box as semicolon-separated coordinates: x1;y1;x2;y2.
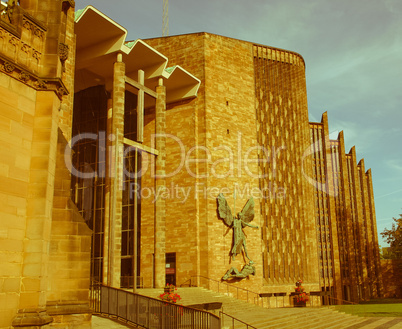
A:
217;193;233;227
239;197;255;224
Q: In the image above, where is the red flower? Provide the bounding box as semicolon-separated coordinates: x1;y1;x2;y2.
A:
296;292;309;302
159;292;181;303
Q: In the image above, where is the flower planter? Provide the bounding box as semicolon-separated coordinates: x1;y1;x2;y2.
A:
164;287;175;294
293;280;309;307
294;300;306;307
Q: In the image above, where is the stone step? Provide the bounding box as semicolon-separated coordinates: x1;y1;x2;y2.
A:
282;313;362;329
248;308;334;324
136;287;401;329
251;311;346;328
344;317;402;329
312;315;367;329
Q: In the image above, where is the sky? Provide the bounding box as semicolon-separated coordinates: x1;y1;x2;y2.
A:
75;0;402;246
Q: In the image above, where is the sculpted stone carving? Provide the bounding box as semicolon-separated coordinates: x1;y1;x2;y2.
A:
59;43;69;63
3;61;15;73
1;0;19;24
62;0;76;11
19;71;30;82
35;79;47;89
33;50;41;61
59;43;69;72
58;86;68;97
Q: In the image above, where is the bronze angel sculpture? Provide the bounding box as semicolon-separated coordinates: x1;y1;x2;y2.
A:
217;193;258;261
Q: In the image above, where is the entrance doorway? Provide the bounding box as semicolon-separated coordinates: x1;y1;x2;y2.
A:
166;253;176;286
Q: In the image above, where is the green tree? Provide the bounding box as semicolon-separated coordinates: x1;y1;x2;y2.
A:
381;213;402;259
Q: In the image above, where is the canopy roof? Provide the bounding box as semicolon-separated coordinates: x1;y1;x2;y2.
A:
75;6;200;106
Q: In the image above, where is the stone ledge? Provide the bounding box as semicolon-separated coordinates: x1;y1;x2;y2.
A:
46;302;92;316
0;54;69;99
12;309;53;327
0;16;20;38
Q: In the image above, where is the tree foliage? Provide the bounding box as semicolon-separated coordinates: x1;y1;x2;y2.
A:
381;213;402;259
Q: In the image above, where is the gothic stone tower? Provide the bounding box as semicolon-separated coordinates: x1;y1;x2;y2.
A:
0;1;92;328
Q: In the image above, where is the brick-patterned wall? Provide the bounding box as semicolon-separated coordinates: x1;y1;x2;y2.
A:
59;5;76;141
144;33;206;287
203;34;261;291
0;1;92;328
381;260;402;298
0;74;36;328
46;3;92;326
47;130;91;324
145;33;319;295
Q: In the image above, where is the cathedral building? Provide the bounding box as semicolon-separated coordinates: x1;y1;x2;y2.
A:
0;2;382;328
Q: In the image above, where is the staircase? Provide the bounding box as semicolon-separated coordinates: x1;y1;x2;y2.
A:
137;287;402;329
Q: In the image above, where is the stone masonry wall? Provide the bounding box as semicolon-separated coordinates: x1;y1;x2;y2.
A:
146;33;317;297
47;130;92;327
0;72;37;329
144;33;207;287
0;1;91;328
202;34;261;292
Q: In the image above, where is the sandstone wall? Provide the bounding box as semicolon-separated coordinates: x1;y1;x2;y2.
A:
0;71;37;329
145;33;318;295
0;2;91;328
144;33;206;287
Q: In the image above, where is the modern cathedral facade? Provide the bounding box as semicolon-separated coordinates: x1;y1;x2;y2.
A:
0;2;382;328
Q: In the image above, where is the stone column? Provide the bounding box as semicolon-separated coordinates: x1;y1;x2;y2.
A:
338;132;359;302
107;53;125;288
12;91;59;327
350;147;369;300
366;169;383;297
358;160;374;297
103;98;113;284
137;69;144;143
154;79;166;288
321;112;343;302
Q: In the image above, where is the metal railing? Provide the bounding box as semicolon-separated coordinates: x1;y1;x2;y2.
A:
187;276;262;307
120;276;144;289
185;277;327;309
220;312;257;329
91;282;221;329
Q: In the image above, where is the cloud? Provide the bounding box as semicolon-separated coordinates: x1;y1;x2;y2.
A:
376;189;402;199
74;0;401;247
325;119;382;154
386;160;402;173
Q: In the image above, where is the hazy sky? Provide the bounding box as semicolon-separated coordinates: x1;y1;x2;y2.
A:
75;0;402;245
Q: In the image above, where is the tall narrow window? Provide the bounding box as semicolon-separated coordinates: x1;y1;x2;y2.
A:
71;85;108;283
121;90;142;288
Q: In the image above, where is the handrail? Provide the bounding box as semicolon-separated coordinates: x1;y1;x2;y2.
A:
120;275;144;289
91;282;221;328
187;276;262;306
183;276;323;308
220;311;257;329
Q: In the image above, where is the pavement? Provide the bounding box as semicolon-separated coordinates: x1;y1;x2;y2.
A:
91;315;137;328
